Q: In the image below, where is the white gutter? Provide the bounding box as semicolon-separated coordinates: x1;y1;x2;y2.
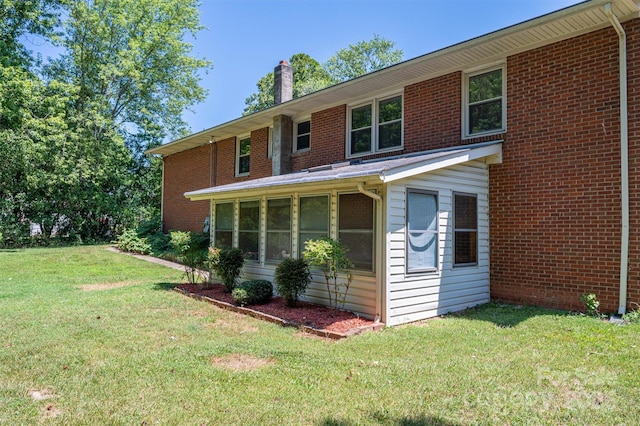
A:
605;3;629;315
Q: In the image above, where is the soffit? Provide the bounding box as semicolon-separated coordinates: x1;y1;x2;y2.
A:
148;0;639;157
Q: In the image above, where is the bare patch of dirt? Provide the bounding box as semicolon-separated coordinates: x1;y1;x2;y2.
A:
176;283;375;334
29;388;55;401
80;280;141;291
210;353;275;371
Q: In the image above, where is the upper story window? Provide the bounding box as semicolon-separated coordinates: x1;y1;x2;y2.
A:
348;94;403;157
236;136;250;176
295;120;311;152
464;66;505;138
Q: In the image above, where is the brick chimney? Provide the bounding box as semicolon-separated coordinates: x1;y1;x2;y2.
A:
274;60;293;105
272;61;294;176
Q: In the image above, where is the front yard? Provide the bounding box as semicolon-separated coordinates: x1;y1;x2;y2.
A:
1;245;638;424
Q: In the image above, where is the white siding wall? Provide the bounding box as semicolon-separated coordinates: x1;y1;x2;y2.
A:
385;160;490;326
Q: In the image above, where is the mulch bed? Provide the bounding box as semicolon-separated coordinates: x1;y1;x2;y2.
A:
175;283;381;339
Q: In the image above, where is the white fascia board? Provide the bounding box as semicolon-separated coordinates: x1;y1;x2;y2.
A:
380;143;503;183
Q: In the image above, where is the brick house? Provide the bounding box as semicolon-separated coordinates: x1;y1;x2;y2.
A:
147;0;640;326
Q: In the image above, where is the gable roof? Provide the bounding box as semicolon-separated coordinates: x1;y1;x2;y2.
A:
184;141;502;201
148;0;639;158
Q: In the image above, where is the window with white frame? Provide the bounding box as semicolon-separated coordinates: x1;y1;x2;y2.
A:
406;190;438;273
295;120;311;152
238;199;259;260
266;198;291;262
298;195;329;257
338;192;374;271
348;94;402;157
453;192;478;266
214;202;234;248
464;67;505;137
236;136;250;175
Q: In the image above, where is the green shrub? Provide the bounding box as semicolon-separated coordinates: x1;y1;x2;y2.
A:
136;218;161;237
232;280;273;306
115;229;152;254
274;258;311;307
208;246;244;292
147;231;171;254
580;293;600;316
170;231;208;284
622;303;640;323
303;237;353;309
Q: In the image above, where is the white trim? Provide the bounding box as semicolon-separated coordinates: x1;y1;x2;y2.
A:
235;135;251;177
462;64;506;139
347;93;404;158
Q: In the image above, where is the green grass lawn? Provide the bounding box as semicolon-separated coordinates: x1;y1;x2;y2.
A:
1;245;639;425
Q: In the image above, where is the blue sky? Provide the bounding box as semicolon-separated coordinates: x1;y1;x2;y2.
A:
186;0;582;133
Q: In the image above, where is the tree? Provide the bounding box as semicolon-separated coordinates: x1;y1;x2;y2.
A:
41;0;212;239
243;37;401;115
325;34;403;83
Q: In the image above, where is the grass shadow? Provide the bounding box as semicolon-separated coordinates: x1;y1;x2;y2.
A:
0;249;23;253
322;414;461;426
450;301;569;327
152;282;180;291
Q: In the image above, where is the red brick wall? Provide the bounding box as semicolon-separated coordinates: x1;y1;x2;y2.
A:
162;144;210;232
162;128;271;232
292;105;346;170
490;25;625;312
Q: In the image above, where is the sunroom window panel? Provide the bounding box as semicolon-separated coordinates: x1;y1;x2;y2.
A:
406;191;438;272
299;195;329;257
239;200;259;260
339;192;374;271
266;198;291;261
214;202;233;248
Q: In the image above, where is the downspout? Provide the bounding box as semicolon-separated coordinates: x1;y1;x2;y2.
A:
605;3;629;315
160;157;165;232
358;183;384;323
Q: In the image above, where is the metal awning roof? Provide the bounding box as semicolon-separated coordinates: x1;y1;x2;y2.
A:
148;0;639;157
184;141;502;201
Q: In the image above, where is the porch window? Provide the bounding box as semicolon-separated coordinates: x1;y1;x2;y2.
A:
236;136;250;176
453;192;478;266
266;198;291;262
406;190;438;273
214;202;233;248
464;67;505;137
338;192;374;271
298;195;329;257
239;199;259;260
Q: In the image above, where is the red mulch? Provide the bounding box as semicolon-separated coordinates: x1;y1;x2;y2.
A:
175;283;375;334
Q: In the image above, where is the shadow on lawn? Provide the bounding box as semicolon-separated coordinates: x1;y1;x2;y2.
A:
152;282;180;291
450;302;569;328
322;413;461;426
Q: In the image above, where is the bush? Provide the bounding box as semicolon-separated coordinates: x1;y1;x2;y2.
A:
274;258;311;307
147;231;171;254
136;218;161;237
303;237;353;309
232;280;273;306
170;231;208;284
115;229;152;254
208;246;244;292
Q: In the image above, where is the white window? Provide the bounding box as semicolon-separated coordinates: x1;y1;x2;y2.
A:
294;120;311;152
348;94;402;157
236;136;250;176
298;195;329;258
463;66;505;138
238;199;259;260
406;190;438;273
214;202;234;248
266;198;291;262
338;192;374;271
